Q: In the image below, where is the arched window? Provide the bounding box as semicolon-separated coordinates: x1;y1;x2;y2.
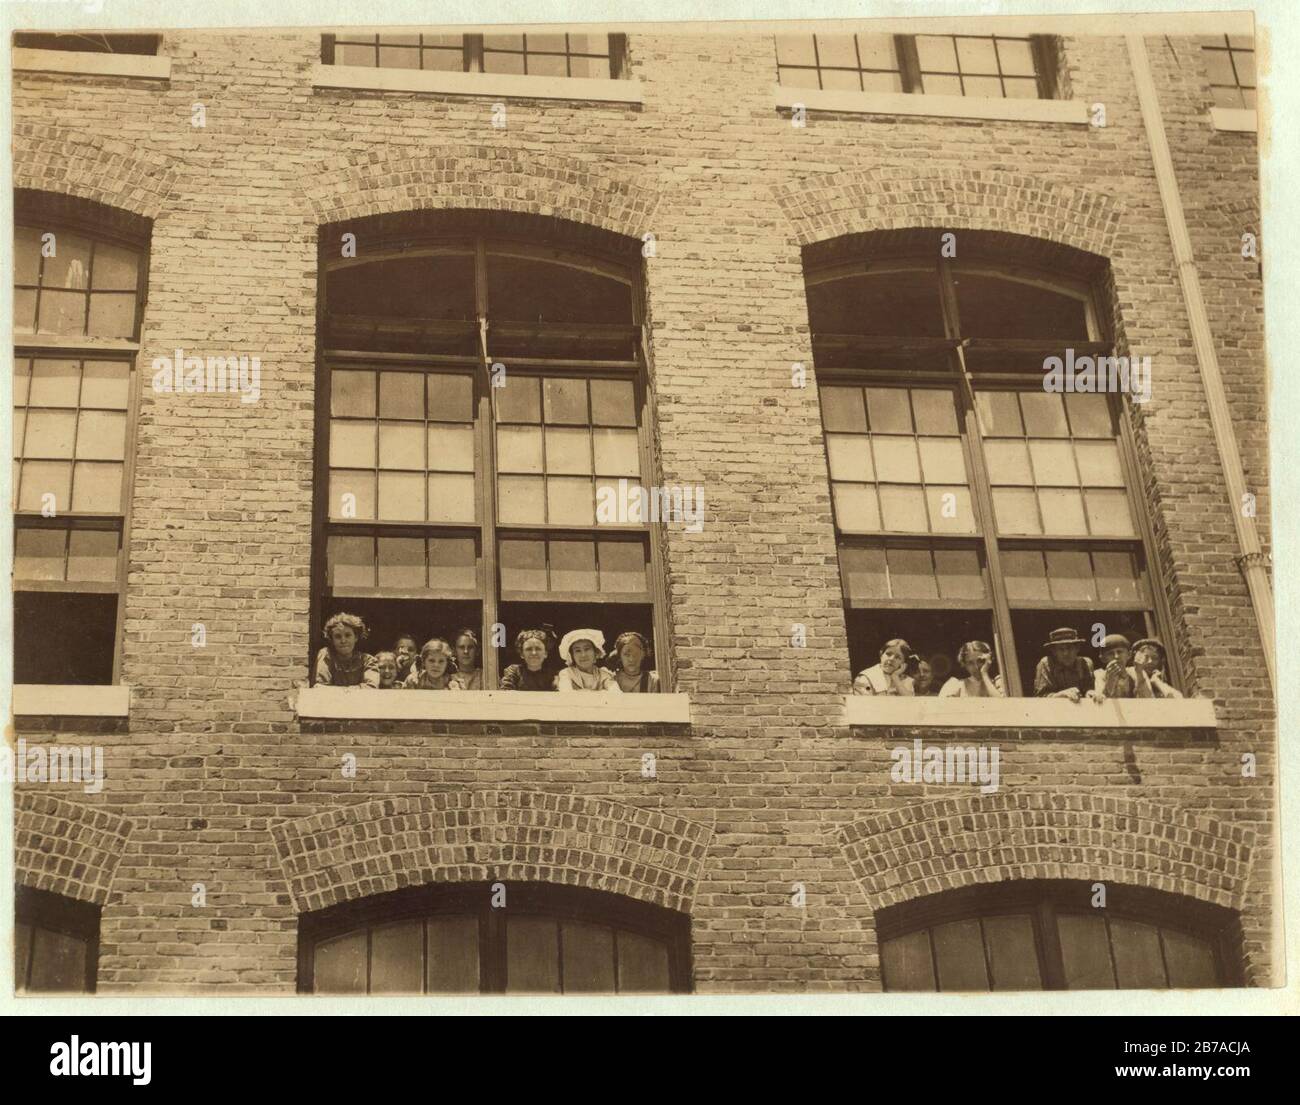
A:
313;214;669;690
806;237;1177;697
298;883;691;994
12;192;149;685
14;884;100;993
877;880;1239;991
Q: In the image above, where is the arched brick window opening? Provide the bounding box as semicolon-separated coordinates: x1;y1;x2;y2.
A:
297;882;691;994
876;879;1242;991
15;884;101;993
312;209;670;692
804;228;1181;697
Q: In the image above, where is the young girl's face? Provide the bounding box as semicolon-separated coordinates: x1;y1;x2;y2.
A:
395;638;417;668
376;655;397;687
455;635;479;672
330;624;357;657
1134;645;1161;674
880;644;907;676
618;639;645;674
963;648;991;677
423;651;449;679
570;641;598;673
1051;643;1079;666
520;639;548;672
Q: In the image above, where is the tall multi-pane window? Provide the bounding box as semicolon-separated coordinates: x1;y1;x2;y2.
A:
775;33;1056;98
300;884;690;994
12;196;146;685
14;885;100;993
322;32;627;79
806;241;1173;695
1203;34;1256;109
315;217;667;688
878;882;1238;991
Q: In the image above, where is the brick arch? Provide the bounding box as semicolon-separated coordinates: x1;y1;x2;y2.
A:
12;122;179;221
270;791;714;915
836;793;1254;912
300;145;660;239
772;166;1121;257
15;792;134;906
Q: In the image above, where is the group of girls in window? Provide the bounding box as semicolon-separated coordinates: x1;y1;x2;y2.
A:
313;614;660;693
853;627;1183;700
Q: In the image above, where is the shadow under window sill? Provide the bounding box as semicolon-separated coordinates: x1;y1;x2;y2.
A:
844;694;1215;730
296;685;691;724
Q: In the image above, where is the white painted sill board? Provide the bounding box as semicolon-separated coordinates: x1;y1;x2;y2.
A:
297;686;691;723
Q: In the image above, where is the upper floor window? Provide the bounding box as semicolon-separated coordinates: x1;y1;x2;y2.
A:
322;32;628;79
775;33;1056;99
878;881;1238;991
13;33;160;55
1204;34;1255;109
300;883;689;993
15;884;100;993
12;194;148;685
806;240;1178;699
313;216;668;693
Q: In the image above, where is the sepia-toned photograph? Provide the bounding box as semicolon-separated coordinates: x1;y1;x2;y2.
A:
1;0;1292;1039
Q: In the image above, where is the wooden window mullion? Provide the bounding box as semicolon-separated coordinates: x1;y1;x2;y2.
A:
897;35;922;93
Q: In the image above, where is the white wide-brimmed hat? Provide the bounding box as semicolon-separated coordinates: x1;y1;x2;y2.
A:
559;628;606;661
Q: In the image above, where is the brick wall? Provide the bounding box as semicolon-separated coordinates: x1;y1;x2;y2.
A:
11;27;1274;992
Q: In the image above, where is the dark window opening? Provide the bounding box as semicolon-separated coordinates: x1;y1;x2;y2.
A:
323;32;628;80
13;591;118;685
14;33;160;56
15;885;99;993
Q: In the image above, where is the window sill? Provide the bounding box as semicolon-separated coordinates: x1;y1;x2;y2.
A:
774;85;1090;125
296;686;691;724
13;48;171;81
12;684;131;718
844;694;1215;729
1210;106;1257;132
311;63;644;105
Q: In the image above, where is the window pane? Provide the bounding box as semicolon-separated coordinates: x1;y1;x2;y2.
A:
962;75;1003;98
776;35;817;66
568;55;610;79
427;473;475;523
331;421;377;469
80;361;130;409
419;915;479;993
1203;49;1236;85
497;426;544;473
1037;489;1087;535
561;922;616;993
37;289;86;334
922;74;963;95
833;484;880;532
378;422;424;469
997;38;1037;76
808;270;945;339
1084;490;1135;536
1057;914;1116;989
543;378;589;425
826;435;874;481
498;475;545;524
87;293;136;337
881;931;937;992
379;372;424;419
1065;394;1114;437
593;428;640;477
329;469;375;520
370;921;423;994
597;540;647;592
1234;51;1256;87
1075;440;1125;487
983;915;1042;990
919;438;966;483
495;376;541;422
1045;550;1096;602
856;33;898;69
506;916;560;993
24;410;77;458
872;437;921;483
91;242;139;290
429;424;474;473
19;460;72;512
888;547;939;599
71;462;122;513
314;931;367;994
880;486;928;532
14;527;66;581
916;35;959;71
616;931;671;993
934;548;985;599
376;537;426;590
327;534;374;590
15;225;42;284
377;471;424;521
1004;77;1039;99
550;538;598;592
976;391;1023;436
820;387;867;433
1001;550;1049;600
1108;919;1167;988
957;37;998;73
335;42;376;66
1019;393;1070;437
500;538;547;592
932;919;989;991
30;360;81;407
14;288;36;333
839;546;888;602
547;476;595;525
1161;930;1218;988
1093;551;1141;602
590;379;636;427
867;388;913;434
43;233;91;288
862;70;905;93
26;927;87;992
1029;440;1079;486
928;487;976;534
984;440;1032;485
331;370;375;417
13;410;25;458
993;487;1041;534
956;275;1089;340
546;426;593;475
67;528;119;582
377;45;420;69
911;389;959;435
428;537;476;591
427;373;474;421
